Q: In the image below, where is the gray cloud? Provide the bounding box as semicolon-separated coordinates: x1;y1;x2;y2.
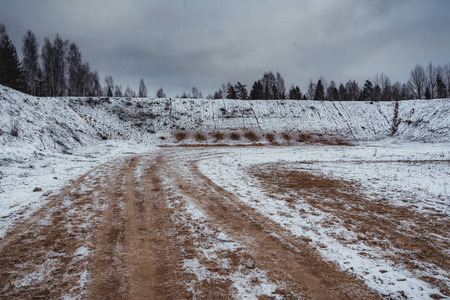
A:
1;0;449;97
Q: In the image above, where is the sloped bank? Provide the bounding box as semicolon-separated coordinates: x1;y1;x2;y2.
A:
66;96;450;144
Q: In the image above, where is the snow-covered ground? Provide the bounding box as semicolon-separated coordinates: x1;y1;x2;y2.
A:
197;142;450;299
1;84;449;298
0;140;154;239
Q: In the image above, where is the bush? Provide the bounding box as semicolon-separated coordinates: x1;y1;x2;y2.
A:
194;132;207;141
174;131;188;141
230;132;241;140
281;132;292;142
244;131;259;142
265;133;276;143
10;121;19;137
211;132;225;141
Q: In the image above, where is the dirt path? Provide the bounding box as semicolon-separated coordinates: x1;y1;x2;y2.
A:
0;149;383;299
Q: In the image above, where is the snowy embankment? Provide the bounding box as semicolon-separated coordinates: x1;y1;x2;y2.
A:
65;94;450;144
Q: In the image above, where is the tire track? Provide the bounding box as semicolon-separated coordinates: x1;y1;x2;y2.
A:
160;150;381;299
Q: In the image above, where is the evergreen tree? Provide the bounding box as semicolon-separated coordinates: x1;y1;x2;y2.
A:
0;32;26;92
227;84;236;99
235;82;248;100
326;80;338;101
424;87;431;99
436;73;447;98
314;79;325;100
361;80;374;101
373;84;381;101
250;80;264;99
338;83;347;101
156;87;166;98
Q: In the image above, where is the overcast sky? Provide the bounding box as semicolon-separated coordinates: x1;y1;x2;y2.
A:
1;0;449;97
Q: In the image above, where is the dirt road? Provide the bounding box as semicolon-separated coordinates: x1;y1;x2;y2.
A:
1;149;389;299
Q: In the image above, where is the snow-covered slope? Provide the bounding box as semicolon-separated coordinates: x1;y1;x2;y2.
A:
0;85;100;164
1;84;449;161
65;95;450;144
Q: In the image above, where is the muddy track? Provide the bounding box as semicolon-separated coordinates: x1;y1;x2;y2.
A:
160;150;381;299
1;150;385;299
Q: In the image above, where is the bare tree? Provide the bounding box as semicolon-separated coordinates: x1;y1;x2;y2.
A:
52;34;68;96
276;72;286;99
67;42;82;96
345;80;360;101
22;30;40;95
410;64;426;99
191;86;199;98
114;85;123;97
41;38;54;96
306;79;316;100
124;85;135;97
86;70;101;96
104;75;114;97
138;78;147;97
444;63;450;94
426;62;437;99
0;23;5;36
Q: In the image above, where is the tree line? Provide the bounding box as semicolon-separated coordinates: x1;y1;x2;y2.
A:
0;23;153;98
208;64;449;101
1;23;449;100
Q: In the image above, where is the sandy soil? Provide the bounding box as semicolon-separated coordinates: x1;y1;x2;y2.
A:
3;147;436;299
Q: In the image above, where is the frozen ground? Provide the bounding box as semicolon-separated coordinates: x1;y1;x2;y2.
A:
1;84;450;298
197;142;450;299
0;141;154;239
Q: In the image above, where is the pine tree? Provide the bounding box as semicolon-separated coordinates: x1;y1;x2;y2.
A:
235;82;248;100
424;87;431;99
250;80;264;99
314;79;325;100
436;73;447;98
227;84;236;99
0;32;26;92
156;87;166;98
361;80;374;101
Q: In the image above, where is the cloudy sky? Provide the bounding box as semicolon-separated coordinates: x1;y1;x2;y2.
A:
1;0;449;97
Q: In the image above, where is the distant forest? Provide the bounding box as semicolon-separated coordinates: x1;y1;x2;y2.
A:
1;24;449;101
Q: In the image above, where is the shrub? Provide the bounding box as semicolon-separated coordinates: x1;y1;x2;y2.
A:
265;133;276;143
244;131;259;142
211;132;225;141
230;132;241;140
174;131;188;141
281;132;292;142
297;133;311;142
10;121;19;137
194;132;207;141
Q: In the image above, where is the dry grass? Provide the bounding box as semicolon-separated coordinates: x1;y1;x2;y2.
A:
174;131;188;141
244;131;260;142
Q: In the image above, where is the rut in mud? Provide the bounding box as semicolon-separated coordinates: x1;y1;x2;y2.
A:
1;149;411;299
